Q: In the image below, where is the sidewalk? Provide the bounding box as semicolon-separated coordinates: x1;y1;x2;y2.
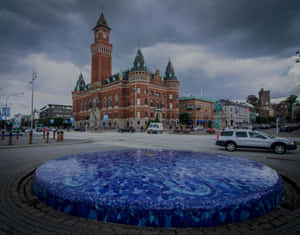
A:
0;132;91;148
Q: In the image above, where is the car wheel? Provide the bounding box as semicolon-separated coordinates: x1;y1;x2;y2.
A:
274;144;286;154
226;142;236;152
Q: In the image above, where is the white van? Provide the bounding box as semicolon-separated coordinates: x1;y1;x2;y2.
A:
147;123;164;134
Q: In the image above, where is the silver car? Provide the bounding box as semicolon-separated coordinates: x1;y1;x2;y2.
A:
216;129;297;154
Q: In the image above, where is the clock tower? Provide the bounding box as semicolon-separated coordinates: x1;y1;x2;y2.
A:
91;12;112;87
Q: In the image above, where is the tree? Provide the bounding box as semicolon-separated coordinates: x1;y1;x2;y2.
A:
284;95;298;120
179;112;192;125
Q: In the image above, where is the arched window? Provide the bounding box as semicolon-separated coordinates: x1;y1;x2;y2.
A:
103;97;106;108
115;94;118;106
88;98;92;109
80;101;83;111
93;96;98;108
109;96;112;107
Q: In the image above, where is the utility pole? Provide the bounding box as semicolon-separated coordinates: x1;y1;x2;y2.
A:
30;72;37;130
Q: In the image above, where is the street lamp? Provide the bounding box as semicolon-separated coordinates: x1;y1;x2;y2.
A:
29;72;37;130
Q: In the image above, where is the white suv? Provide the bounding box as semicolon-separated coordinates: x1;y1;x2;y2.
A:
216;129;297;154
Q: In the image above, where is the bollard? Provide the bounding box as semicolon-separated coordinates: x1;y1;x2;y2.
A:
53;130;56;140
8;132;12;145
43;129;45;139
57;131;60;142
29;131;33;144
61;131;64;142
1;131;4;140
16;131;19;140
46;131;49;143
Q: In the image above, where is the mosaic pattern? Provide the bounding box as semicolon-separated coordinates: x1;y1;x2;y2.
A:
33;150;283;227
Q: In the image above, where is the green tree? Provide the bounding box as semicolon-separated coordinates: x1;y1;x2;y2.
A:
286;95;298;118
179;112;192;125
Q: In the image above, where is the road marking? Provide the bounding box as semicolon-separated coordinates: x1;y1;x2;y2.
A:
266;157;300;162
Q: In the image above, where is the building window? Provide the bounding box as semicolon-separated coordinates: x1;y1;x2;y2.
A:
170;103;173;109
144;88;147;94
103;97;106;108
137;87;140;94
115;94;118;106
93;96;98;108
137;112;140;118
169;94;173;99
145;112;148;117
109;96;112;107
88;98;92;109
151;112;154;118
145;98;148;105
137;98;140;105
114;113;118;118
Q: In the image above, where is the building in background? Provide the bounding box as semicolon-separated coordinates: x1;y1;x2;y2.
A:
258;88;271;117
179;96;215;127
40;104;72;120
221;100;251;127
72;12;179;130
272;103;289;122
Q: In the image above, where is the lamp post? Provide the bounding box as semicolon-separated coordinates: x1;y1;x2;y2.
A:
29;72;37;130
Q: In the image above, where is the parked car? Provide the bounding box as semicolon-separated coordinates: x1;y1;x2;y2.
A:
206;128;216;134
36;127;43;132
24;128;32;133
119;127;135;133
147;123;164;134
49;127;57;132
216;129;297;154
183;128;191;133
193;126;204;131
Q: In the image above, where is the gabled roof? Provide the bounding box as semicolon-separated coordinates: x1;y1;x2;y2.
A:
74;73;86;91
93;12;111;30
164;59;177;81
131;49;147;72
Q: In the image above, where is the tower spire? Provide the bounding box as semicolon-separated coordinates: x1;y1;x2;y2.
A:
93;11;111;30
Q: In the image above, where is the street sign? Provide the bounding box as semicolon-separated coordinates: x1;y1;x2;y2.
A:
103;114;109;122
276;117;280;122
1;107;10;117
70;117;74;123
50;119;54;125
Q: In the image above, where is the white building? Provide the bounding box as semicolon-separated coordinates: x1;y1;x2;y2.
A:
221;100;251;127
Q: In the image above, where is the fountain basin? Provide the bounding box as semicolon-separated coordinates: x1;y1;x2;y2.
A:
33;150;283;227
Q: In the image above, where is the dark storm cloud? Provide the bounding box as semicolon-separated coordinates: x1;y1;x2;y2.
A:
1;0;300;103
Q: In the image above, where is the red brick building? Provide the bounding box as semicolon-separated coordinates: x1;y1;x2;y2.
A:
179;97;215;127
72;13;180;130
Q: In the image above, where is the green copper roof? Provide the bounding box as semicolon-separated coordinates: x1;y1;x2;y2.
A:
164;59;177;81
179;96;215;103
74;73;86;91
131;49;147;72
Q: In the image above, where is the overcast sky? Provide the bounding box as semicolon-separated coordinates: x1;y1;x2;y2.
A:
1;0;300;116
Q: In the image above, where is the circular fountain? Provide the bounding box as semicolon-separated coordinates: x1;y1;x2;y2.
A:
33;150;283;227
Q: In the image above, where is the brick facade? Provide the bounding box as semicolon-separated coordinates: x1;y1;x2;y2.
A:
179;97;215;127
72;13;180;130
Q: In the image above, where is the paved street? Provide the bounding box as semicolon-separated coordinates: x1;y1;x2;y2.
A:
0;131;299;234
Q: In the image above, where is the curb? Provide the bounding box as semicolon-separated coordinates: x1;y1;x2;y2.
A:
0;139;93;150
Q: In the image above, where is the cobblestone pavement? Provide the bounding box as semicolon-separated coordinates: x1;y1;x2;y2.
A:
0;132;299;234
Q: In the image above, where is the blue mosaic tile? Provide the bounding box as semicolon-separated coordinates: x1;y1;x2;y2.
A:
33;149;283;227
